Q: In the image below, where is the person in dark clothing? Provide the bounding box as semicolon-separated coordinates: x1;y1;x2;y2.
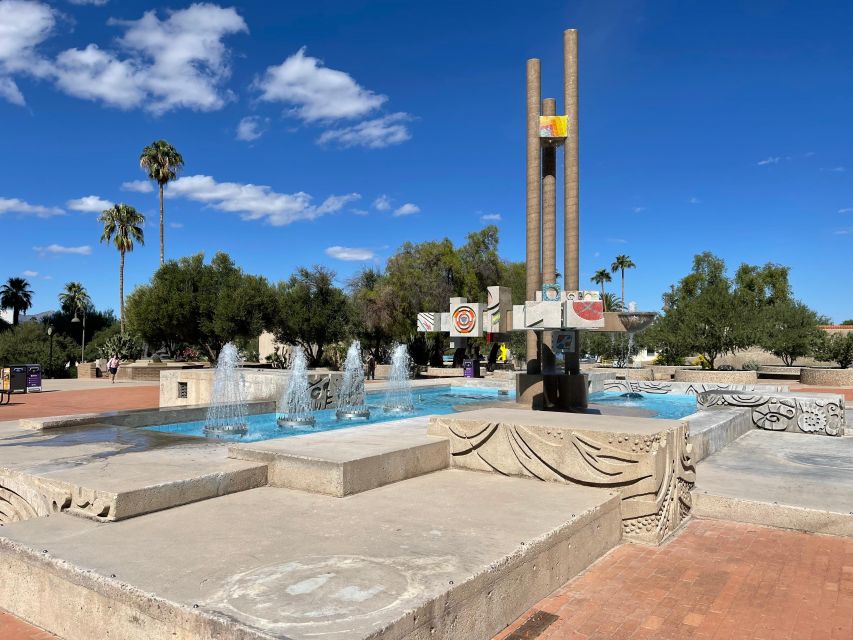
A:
367;353;376;380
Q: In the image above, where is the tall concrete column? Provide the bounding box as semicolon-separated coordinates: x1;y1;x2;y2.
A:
541;97;557;373
564;29;581;377
563;29;579;291
525;59;542;374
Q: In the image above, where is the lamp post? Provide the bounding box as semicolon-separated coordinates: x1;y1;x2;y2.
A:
47;326;54;377
71;310;86;364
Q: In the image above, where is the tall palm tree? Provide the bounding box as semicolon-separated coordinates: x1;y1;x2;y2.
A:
610;255;637;307
58;282;91;316
139;140;184;265
0;277;34;325
591;269;612;310
99;204;145;333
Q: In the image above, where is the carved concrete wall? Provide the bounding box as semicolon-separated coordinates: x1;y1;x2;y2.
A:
429;416;695;545
0;473;70;524
697;391;845;437
603;380;784;396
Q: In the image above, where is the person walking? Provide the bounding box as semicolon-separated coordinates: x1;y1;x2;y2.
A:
107;354;121;383
367;353;376;381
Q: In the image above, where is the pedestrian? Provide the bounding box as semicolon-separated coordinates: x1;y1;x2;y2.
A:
367;353;376;381
107;353;121;384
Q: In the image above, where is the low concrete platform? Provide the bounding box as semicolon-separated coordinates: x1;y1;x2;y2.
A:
0;470;621;640
693;430;853;536
0;422;266;522
229;417;449;496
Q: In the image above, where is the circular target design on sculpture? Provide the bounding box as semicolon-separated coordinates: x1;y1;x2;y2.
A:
452;306;477;334
572;301;604;321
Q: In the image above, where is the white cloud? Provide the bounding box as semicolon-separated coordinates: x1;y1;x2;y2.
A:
0;196;64;217
317;112;412;149
480;213;502;222
169;222;183;229
66;195;112;212
607;237;628;244
757;157;780;166
632;206;646;213
834;228;852;236
351;208;368;216
821;166;846;173
839;208;853;214
0;0;56;105
51;4;248;114
255;47;385;122
167;174;360;226
236;115;266;141
393;203;420;217
324;246;376;261
688;197;701;204
373;194;391;211
121;179;153;193
34;244;92;255
68;0;108;5
21;270;38;277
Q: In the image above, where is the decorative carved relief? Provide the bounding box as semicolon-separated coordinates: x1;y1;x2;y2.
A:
432;416;694;545
696;391;845;437
70;486;112;519
603;380;776;397
0;474;70;524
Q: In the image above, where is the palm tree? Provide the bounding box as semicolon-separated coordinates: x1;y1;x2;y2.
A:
58;282;91;316
0;277;34;325
591;269;612;310
610;255;637;307
139;140;184;265
602;292;624;313
99;204;145;333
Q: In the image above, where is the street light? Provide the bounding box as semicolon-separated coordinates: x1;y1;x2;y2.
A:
71;309;86;364
46;326;54;377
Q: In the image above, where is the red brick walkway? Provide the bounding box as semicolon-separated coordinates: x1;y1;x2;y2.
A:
790;385;853;402
0;386;159;421
0;610;59;639
495;519;853;640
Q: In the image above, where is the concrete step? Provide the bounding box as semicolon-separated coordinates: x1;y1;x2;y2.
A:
0;423;267;522
693;430;853;537
228;417;449;496
0;470;621;640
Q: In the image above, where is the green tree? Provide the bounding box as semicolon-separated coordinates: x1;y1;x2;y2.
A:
0;322;77;374
58;282;91;317
348;267;397;360
602;292;624;313
271;266;352;367
610;255;636;307
591;269;612;308
815;332;853;369
759;300;823;366
458;225;501;302
0;277;34;325
841;319;853;326
140;139;184;265
126;253;276;362
99;204;145;334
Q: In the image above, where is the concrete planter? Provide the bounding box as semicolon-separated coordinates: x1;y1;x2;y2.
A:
800;367;853;386
589;367;653;381
674;369;758;384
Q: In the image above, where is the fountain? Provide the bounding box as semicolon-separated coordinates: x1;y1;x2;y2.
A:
276;349;316;428
382;344;415;414
336;340;370;420
203;342;248;436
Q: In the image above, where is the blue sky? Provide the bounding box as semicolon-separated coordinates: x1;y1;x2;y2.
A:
1;0;851;322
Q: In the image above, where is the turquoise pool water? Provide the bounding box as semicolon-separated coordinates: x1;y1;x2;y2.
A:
588;391;697;419
145;386;513;442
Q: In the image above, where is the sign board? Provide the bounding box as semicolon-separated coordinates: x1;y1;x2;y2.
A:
450;302;482;338
417;312;437;332
553;332;577;353
26;364;42;392
1;368;9;392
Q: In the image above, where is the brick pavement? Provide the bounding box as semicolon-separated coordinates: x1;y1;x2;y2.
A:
0;610;59;640
0;386;160;421
495;518;853;640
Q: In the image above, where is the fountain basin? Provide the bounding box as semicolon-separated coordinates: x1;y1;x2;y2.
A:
616;311;657;333
383;404;415;414
203;423;248;436
276;416;316;428
336;408;371;420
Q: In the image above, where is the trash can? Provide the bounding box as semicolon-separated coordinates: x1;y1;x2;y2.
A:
9;365;28;393
26;364;42;392
462;359;481;378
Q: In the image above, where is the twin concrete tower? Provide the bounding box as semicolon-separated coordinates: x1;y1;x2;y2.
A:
525;29;581;375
